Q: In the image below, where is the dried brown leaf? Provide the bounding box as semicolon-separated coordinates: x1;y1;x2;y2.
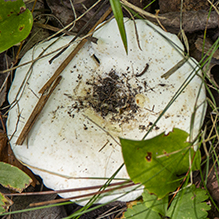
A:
121;1;219;33
207;166;219;203
158;10;219;33
0;131;9;163
159;0;210;13
0;53;9;108
195;37;219;60
46;0;100;29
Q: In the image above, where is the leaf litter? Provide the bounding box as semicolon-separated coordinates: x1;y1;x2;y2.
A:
1;0;219;218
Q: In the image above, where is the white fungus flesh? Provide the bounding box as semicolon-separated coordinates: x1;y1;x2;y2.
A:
7;18;206;204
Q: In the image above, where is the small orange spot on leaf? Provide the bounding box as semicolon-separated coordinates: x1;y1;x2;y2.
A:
163;150;170;157
19;7;26;14
19;25;24;31
145;152;152;162
191;194;196;200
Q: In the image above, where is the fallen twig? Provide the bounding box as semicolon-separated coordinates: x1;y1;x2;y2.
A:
16;76;62;145
161;56;189;79
29;182;136;207
15;7;113;145
39;7;112;94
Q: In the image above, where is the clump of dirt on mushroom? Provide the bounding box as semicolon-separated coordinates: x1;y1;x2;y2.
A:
66;69;140;122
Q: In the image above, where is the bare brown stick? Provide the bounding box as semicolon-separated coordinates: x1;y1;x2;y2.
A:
15;7;112;145
161;56;189;79
48;0;109;64
39;7;112;95
16;76;62;145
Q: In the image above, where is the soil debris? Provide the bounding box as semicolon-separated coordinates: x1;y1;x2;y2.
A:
66;69;140;123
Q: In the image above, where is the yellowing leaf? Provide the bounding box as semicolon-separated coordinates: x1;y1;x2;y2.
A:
0;162;32;192
0;193;13;214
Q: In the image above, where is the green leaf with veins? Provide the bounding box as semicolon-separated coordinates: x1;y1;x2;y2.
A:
0;162;32;214
124;201;161;219
124;186;209;219
0;0;33;53
167;185;210;219
120;128;201;199
142;189;168;216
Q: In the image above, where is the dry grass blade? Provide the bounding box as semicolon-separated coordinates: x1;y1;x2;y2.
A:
39;6;112;94
34;23;98;44
121;0;163;19
11;6;114;147
48;0;109;63
34;23;76;36
121;0;218;33
3;181;134;197
29;182;135;207
161;56;189;79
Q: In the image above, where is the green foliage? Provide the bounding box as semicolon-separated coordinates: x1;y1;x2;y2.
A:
0;162;32;192
142;191;168;216
0;0;33;53
120;128;201;199
0;193;12;215
124;201;161;219
109;0;128;53
0;162;32;214
125;187;210;219
167;185;211;219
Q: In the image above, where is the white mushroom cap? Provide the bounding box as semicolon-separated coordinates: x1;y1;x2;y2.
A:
7;18;206;204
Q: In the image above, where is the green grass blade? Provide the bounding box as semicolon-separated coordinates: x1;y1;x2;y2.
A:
109;0;128;53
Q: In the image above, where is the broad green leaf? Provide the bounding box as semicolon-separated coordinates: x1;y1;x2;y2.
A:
0;162;32;192
124;202;161;219
0;0;33;53
0;193;13;214
109;0;128;53
120;128;201;198
125;186;209;219
142;189;168;216
167;185;210;219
